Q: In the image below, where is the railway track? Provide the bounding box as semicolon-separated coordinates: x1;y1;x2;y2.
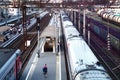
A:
0;12;36;26
90;31;120;80
1;12;52;79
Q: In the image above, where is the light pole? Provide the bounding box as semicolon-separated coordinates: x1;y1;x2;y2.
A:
36;17;40;58
55;13;58;54
18;0;20;23
87;14;91;46
83;8;86;40
78;5;81;33
88;23;90;46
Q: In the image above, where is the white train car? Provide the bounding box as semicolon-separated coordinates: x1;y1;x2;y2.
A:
61;11;112;80
60;10;73;27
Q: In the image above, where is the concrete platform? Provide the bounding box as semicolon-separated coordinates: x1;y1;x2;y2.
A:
31;52;56;80
20;13;67;80
20;46;67;80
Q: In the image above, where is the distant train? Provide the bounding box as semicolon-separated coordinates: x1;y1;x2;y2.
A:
78;11;120;51
0;49;22;80
61;11;112;80
8;8;21;17
97;9;120;26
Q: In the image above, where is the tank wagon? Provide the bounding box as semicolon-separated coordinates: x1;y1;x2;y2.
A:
80;13;120;51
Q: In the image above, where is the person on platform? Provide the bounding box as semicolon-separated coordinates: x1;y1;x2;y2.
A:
43;64;48;77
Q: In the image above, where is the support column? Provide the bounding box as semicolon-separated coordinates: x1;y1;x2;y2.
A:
83;9;86;40
78;11;81;32
41;43;44;53
70;9;73;21
88;24;90;45
22;5;27;50
74;11;76;26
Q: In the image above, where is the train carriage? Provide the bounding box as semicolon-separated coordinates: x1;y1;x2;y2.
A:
0;49;21;80
61;10;112;80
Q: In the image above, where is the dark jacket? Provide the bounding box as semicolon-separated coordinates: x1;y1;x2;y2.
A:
43;67;47;73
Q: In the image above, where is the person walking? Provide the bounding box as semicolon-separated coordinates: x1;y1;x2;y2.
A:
43;64;48;78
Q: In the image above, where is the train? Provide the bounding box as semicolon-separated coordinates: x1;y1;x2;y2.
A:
60;11;112;80
8;8;21;17
97;8;120;25
78;11;120;52
0;49;22;80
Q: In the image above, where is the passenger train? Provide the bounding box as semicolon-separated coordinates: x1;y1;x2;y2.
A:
0;49;22;80
60;11;112;80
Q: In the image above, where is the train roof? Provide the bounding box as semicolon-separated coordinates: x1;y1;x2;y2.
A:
62;20;73;27
67;38;112;80
0;49;17;69
64;26;80;39
68;38;99;65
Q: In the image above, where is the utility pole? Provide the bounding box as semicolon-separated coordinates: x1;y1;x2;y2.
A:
22;5;27;50
78;5;81;33
83;9;86;40
55;13;58;54
88;23;90;46
36;17;40;58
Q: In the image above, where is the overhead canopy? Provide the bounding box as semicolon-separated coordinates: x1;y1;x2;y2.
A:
40;25;58;38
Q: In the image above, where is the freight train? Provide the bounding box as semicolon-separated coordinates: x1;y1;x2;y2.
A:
61;11;112;80
79;11;120;51
0;49;22;80
97;9;120;26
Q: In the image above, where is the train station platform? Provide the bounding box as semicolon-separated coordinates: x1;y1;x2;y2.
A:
20;13;67;80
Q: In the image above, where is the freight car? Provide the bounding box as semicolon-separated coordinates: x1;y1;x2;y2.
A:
97;9;120;26
90;19;120;51
79;13;120;51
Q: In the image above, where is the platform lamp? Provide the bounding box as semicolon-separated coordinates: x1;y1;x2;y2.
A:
54;13;57;54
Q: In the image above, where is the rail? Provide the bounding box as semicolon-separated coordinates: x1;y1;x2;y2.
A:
90;39;119;80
